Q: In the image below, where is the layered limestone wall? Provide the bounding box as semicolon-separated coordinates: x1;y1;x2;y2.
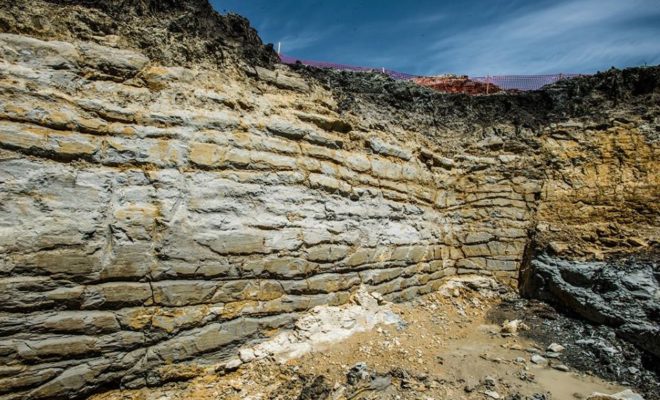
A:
0;33;539;399
0;2;658;399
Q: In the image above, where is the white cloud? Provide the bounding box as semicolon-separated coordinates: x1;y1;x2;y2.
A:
277;26;343;53
421;0;660;75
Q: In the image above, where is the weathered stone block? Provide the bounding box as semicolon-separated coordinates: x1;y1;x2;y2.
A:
463;232;495;244
101;137;185;166
16;336;98;361
294;111;352;133
462;244;492;257
371;157;403;181
40;311;120;334
306;244;350;263
359;268;403;285
344;153;371;172
306;131;344;149
249;151;297;170
141;66;196;89
189;142;226;167
487;241;525;256
368;137;412;160
78;42;149;79
0;367;61;395
456;257;487;270
305;273;361;293
13;249;102;278
152;281;218;307
261;257;314;278
309;173;351;193
0;33;80;69
255;66;309;92
267;119;310;139
264;229;303;251
198;233;267;255
345;248;374;267
101;243;154;280
82;283;152;309
486;259;519;271
390;246;427;263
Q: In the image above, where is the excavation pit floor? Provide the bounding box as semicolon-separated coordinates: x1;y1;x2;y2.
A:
91;280;656;400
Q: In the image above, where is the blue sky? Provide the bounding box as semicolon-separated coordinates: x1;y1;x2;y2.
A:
212;0;660;76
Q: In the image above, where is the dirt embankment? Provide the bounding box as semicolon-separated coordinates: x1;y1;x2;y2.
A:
413;76;504;95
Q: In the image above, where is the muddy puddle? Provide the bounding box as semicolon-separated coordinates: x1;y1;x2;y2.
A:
439;328;625;399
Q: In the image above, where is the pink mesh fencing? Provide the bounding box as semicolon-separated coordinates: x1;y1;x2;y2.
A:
279;54;585;92
279;55;417;80
470;74;583;91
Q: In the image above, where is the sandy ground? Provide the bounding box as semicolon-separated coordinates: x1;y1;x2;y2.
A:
91;280;633;400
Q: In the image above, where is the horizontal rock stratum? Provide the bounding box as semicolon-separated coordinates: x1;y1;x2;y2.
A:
0;1;658;399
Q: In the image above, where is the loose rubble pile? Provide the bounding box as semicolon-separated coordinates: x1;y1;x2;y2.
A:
218;288;401;368
493;298;659;399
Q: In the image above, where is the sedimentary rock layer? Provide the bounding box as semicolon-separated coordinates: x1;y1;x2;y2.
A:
0;1;658;399
0;33;533;399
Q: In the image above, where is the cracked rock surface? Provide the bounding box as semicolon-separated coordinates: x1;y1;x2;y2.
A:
521;253;660;359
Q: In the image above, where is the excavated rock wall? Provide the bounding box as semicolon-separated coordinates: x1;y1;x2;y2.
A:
302;66;660;259
0;33;537;399
0;1;658;399
535;122;658;257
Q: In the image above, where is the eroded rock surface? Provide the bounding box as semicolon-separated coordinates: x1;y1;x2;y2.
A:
0;0;658;399
0;0;278;69
521;254;660;359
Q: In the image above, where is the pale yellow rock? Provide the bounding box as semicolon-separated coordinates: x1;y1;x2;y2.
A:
189;142;226;167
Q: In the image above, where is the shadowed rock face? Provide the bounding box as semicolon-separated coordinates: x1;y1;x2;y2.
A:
0;0;278;69
52;0;205;13
0;1;658;399
521;253;660;360
294;63;660;142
